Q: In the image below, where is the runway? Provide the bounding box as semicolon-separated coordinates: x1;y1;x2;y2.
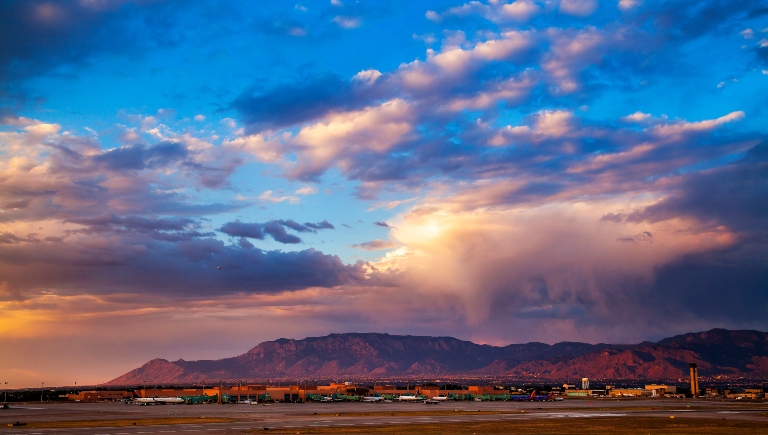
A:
1;399;767;434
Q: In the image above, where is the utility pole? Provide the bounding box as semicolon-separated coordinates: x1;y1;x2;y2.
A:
40;382;44;403
218;380;223;405
3;381;7;403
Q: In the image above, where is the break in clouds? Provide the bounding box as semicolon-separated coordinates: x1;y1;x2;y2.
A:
0;0;767;385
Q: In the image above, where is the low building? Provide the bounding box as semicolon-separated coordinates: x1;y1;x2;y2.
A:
66;390;131;402
644;385;677;396
608;388;652;397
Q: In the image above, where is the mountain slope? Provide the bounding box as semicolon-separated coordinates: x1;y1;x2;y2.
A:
105;329;768;385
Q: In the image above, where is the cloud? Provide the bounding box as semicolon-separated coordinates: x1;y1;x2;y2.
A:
233;74;364;132
618;0;640;10
426;0;539;23
94;141;189;171
559;0;598;16
367;198;416;211
304;220;335;230
351;239;398;251
373;221;391;228
622;111;652;122
219;219;335;244
259;190;300;204
333;16;361;29
294;186;318;195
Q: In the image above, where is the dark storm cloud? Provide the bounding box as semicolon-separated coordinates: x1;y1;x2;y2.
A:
626;141;768;233
0;236;365;297
647;245;768;321
219;219;335;244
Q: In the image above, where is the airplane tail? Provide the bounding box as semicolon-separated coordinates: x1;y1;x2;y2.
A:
530;390;536;400
547;392;554;400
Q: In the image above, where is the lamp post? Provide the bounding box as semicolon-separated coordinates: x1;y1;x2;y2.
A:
3;381;7;403
40;382;44;403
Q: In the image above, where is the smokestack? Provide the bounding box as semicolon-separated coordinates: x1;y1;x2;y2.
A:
689;363;699;397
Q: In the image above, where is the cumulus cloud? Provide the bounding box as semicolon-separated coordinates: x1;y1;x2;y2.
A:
426;0;540;23
559;0;598;16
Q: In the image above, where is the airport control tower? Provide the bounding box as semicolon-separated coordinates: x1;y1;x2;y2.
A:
689;363;699;397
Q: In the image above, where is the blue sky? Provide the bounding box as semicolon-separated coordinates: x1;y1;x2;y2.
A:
0;0;767;387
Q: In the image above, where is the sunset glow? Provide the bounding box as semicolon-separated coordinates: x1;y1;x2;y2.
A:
0;0;766;387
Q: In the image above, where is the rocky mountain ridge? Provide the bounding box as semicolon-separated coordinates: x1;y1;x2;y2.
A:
105;329;768;385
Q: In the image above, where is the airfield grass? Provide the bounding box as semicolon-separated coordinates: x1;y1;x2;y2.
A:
6;417;234;429
251;417;768;434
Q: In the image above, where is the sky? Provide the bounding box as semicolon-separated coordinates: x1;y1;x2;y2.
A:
0;0;767;388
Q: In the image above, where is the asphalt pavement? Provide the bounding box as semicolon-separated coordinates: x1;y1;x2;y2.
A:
1;398;766;434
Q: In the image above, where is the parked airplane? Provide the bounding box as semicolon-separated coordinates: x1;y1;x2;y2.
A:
533;391;555;401
397;395;419;402
510;391;536;401
132;397;184;405
511;391;553;401
424;399;441;404
363;396;384;403
430;396;449;401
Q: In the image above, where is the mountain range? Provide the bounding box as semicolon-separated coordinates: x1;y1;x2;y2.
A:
105;329;768;385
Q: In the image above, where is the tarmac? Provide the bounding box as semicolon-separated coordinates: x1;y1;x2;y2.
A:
1;398;767;434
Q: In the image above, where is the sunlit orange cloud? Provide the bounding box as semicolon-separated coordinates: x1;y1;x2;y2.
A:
370;182;737;333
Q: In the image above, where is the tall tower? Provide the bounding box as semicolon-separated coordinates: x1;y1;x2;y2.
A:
581;378;589;390
689;363;699;397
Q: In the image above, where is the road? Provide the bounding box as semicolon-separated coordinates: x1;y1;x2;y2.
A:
1;398;766;434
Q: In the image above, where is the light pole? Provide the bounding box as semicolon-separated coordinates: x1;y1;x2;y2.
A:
3;381;7;403
40;382;44;403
